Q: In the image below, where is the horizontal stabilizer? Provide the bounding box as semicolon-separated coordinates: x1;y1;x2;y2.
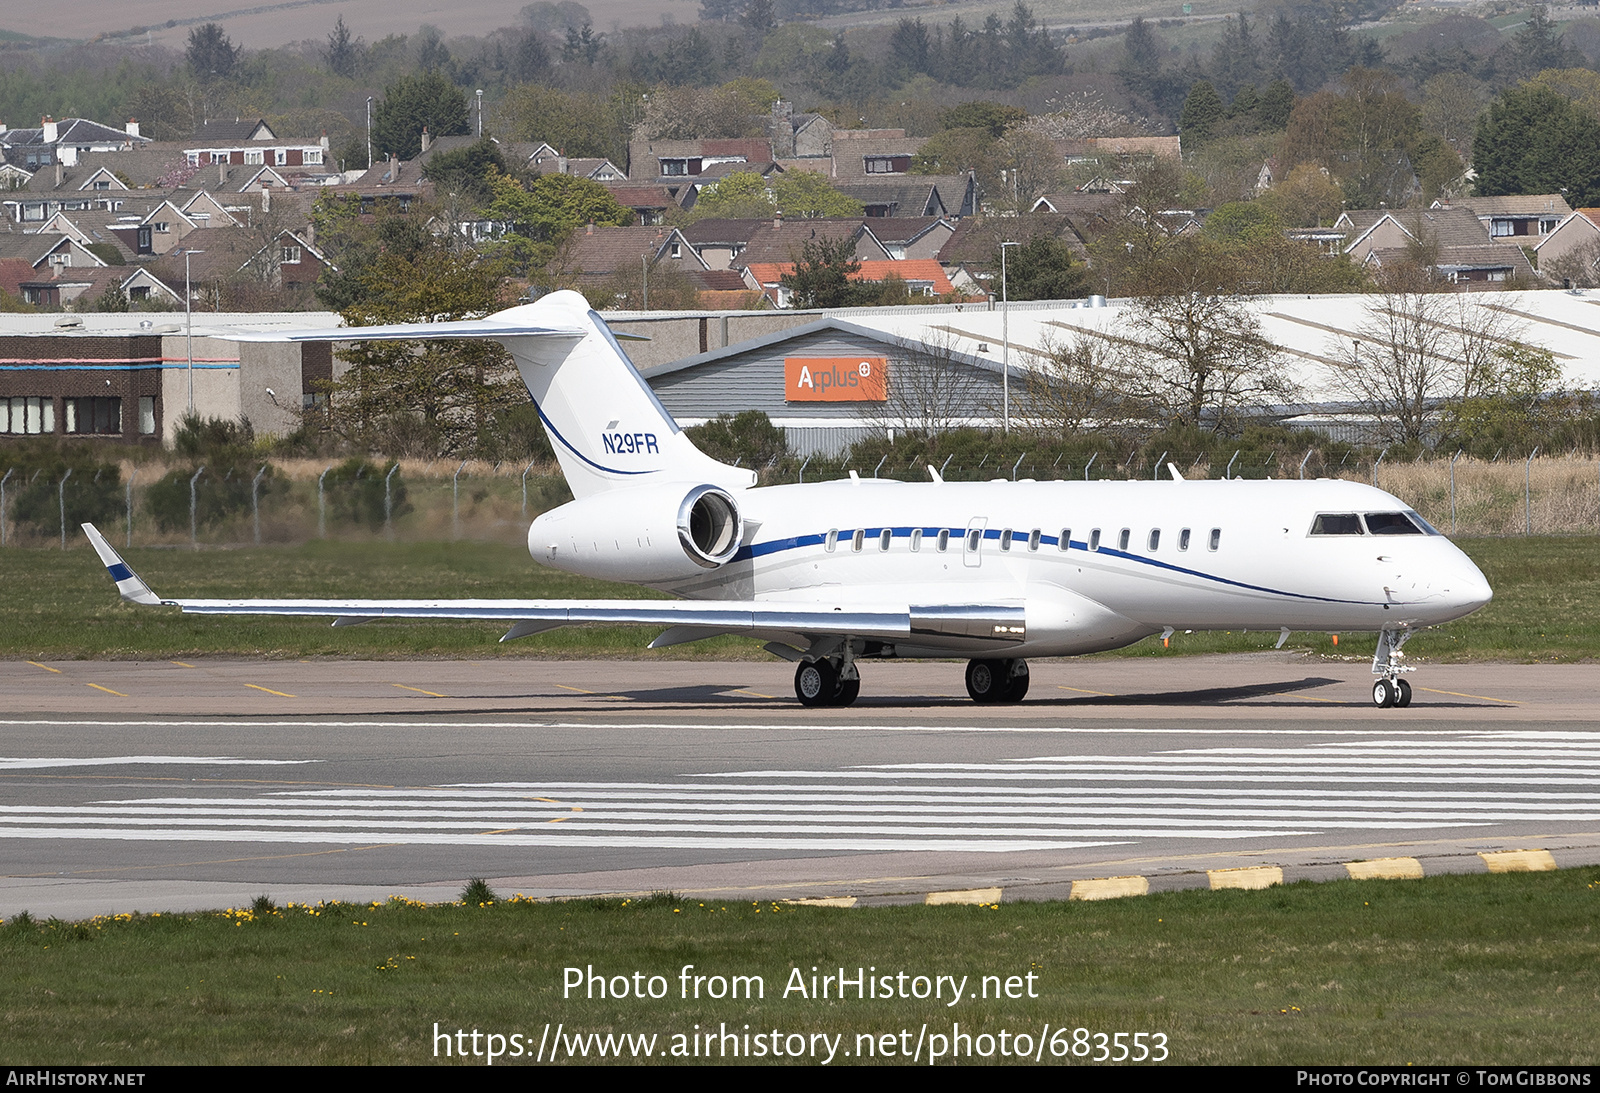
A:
227;321;586;343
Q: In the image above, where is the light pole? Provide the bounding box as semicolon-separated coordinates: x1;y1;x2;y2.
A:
999;241;1021;434
476;89;484;138
366;96;374;169
181;248;204;415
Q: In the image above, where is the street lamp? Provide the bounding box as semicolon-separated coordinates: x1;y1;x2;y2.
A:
1000;240;1021;434
476;89;484;138
180;249;205;414
366;96;374;169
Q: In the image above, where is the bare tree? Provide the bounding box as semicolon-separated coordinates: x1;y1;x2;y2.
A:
1325;293;1522;445
1018;332;1132;437
1121;291;1293;431
1540;236;1600;289
857;333;992;446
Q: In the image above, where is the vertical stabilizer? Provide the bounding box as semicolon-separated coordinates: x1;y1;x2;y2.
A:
494;291;753;498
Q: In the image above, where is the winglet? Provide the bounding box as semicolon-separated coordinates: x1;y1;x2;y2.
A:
81;523;161;605
1167;462;1184;481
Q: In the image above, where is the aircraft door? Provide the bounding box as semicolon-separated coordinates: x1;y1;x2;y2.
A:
964;517;987;568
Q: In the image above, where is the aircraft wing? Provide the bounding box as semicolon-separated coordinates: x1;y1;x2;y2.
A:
83;525;1025;648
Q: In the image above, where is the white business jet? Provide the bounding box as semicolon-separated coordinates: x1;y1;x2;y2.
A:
84;290;1492;709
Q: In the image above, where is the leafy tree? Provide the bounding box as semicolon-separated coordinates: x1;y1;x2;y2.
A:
1257;79;1296;131
1258;163;1346;228
422;138;510;204
940;101;1027;137
1179;81;1227;147
85;278;130;313
1509;5;1579;80
781;237;876;309
145;415;278;532
481;171;632;275
562;23;604;64
771;172;863;219
997;236;1087;301
326;16;364;78
1439;343;1567;457
371;72;469;160
1203;202;1283;244
186;24;239;81
686;410;788;468
689;171;776;220
1474;84;1600;206
3;439;122;541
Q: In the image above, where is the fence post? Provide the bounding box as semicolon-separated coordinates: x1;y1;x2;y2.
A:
125;470;137;549
940;453;954;480
0;468;12;548
1525;447;1539;535
189;465;205;549
873;455;887;479
58;467;73;549
1449;450;1463;535
252;464;267;545
797;456;810;485
385;463;400;539
453;461;467;540
1012;452;1026;481
1084;452;1097;481
1372;447;1388;488
520;460;535;520
1298;449;1314;480
1152;450;1167;481
317;463;332;539
1225;449;1240;480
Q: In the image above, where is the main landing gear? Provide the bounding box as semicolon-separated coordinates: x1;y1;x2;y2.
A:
794;658;860;707
1371;628;1414;709
966;658;1029;704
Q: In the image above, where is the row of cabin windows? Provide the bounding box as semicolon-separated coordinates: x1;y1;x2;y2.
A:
821;526;1224;553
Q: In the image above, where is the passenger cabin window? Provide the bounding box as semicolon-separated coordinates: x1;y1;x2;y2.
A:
937;529;950;552
1147;529;1160;551
1089;529;1101;551
966;529;982;553
1058;528;1071;551
910;529;923;552
1365;512;1427;535
825;529;838;552
879;528;891;551
1000;529;1013;551
1310;513;1363;536
1028;529;1041;552
1209;528;1222;551
852;529;865;552
1118;528;1130;551
1178;528;1190;551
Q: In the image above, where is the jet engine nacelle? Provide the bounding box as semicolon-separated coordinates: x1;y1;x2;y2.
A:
528;482;744;582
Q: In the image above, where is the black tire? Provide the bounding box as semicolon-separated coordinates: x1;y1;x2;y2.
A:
1394;678;1412;708
966;659;1003;703
1002;663;1030;703
835;676;860;706
1373;679;1396;708
795;660;838;707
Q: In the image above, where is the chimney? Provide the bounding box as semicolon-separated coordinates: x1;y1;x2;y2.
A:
220;163;228;186
41;116;57;144
420;127;431;154
126;118;140;138
773;210;783;230
55;162;64;187
261;185;271;214
557;155;568;175
586;220;594;235
0;122;7;134
320;132;330;152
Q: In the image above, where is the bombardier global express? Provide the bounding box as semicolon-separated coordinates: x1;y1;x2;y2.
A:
86;290;1493;709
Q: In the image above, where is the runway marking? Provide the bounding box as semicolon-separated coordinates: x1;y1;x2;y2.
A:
393;684;447;698
1058;685;1116;696
1286;693;1346;704
0;756;316;770
25;662;61;674
733;689;778;700
555;684;632;702
1419;686;1517;705
171;661;196;669
85;684;129;697
244;684;296;698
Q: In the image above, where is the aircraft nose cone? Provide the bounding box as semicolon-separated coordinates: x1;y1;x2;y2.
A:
1448;562;1493;616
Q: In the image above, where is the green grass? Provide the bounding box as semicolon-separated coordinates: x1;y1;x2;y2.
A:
3;870;1597;1064
2;536;1596;661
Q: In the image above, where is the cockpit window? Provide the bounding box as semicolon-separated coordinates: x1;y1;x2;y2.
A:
1310;513;1363;536
1364;512;1426;535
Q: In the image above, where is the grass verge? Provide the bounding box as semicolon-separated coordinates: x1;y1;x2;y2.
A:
2;869;1597;1064
1;536;1596;662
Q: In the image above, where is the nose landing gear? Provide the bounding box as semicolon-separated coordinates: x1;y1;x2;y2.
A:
1371;629;1414;709
966;658;1030;703
794;658;860;707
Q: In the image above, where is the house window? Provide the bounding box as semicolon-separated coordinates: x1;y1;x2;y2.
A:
3;396;54;434
210;152;228;164
281;245;302;264
186;152;200;166
138;396;156;435
660;159;689;176
92;180;110;190
669;242;681;259
245;150;264;165
65;397;121;435
1540;218;1559;234
304;149;322;165
152;222;169;234
275;149;287;166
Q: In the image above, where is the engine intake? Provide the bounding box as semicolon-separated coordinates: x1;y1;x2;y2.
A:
678;485;741;568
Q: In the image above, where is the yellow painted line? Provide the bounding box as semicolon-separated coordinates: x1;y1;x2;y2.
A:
733;689;778;700
555;683;597;694
1345;857;1424;881
784;897;858;908
1479;849;1557;873
548;817;567;824
1419;686;1517;705
1057;685;1116;697
244;684;296;698
392;684;447;698
171;661;196;668
86;683;129;697
1287;693;1346;704
925;887;1002;906
26;661;62;674
1070;876;1149;901
1208;866;1283;891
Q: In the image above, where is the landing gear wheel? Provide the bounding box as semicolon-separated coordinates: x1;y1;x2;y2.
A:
835;676;860;706
795;660;838;707
966;659;1002;703
1394;678;1412;708
1373;679;1397;709
1004;663;1030;703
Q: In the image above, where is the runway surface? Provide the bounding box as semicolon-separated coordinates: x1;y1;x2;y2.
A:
3;654;1598;918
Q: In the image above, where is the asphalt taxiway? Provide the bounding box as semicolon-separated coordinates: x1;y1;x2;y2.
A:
2;654;1597;918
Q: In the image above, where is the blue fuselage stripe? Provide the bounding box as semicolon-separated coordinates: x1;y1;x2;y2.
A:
731;526;1383;606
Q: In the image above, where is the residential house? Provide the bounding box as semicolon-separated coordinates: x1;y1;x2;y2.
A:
556;224;708;287
1434;194;1571;247
0;117;149;168
741;258;956;308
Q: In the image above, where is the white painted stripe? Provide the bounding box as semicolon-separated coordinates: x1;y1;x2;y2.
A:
0;755;318;769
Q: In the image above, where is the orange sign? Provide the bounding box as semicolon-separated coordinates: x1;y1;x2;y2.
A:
784;357;888;402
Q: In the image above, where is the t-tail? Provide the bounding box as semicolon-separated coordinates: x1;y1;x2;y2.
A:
232;289;751;499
